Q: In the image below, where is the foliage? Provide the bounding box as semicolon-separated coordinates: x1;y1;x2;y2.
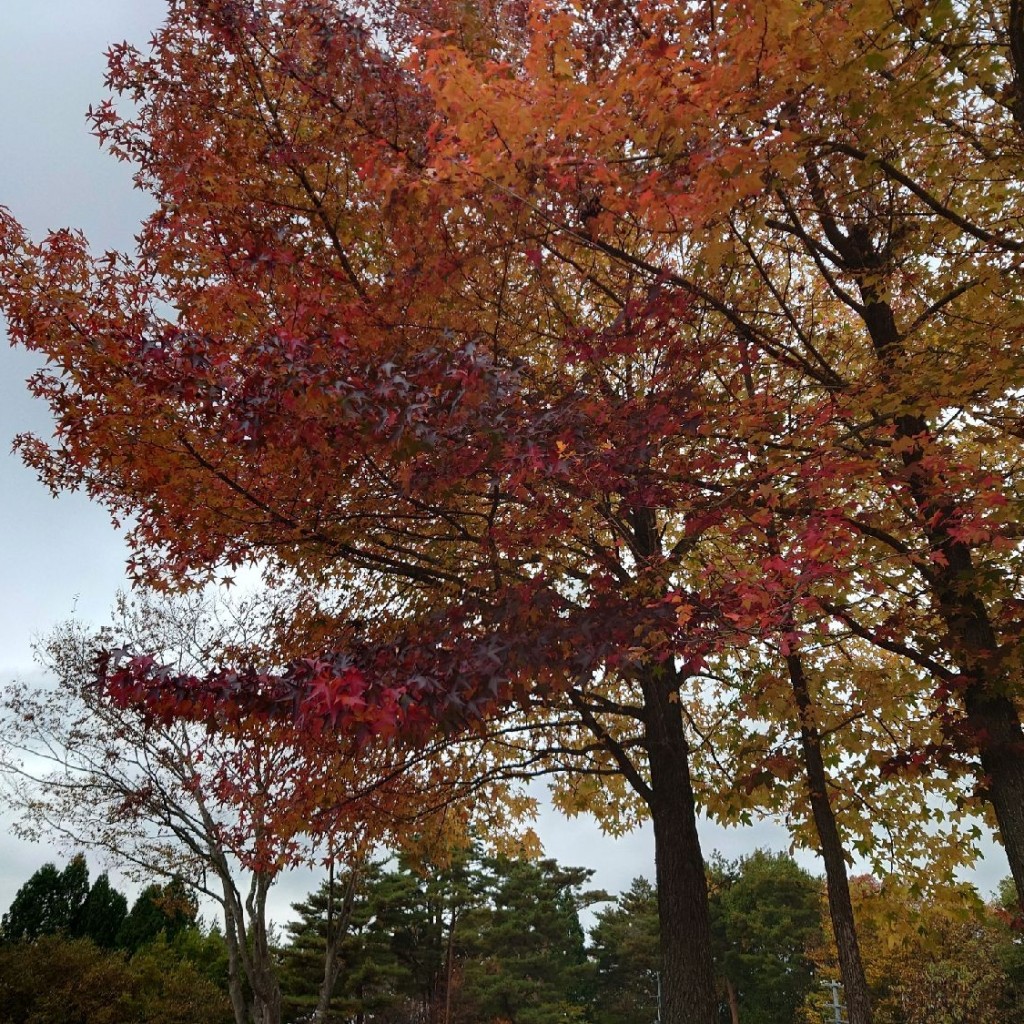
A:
278;847;597;1024
0;934;233;1024
453;855;598;1024
707;850;822;1024
80;871;130;949
0;591;533;1024
588;853;821;1024
0;855;90;943
588;877;661;1024
0;855;131;951
7;2;1024;1021
805;876;1024;1024
279;859;391;1024
117;879;198;953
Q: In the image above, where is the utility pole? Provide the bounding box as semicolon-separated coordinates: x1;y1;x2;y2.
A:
821;979;849;1024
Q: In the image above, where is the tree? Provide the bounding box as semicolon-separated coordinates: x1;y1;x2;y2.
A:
117;879;197;953
588;877;661;1024
589;854;821;1024
708;851;822;1024
0;933;233;1024
79;870;130;949
279;847;597;1024
279;855;379;1024
5;3;1024;1023
1;854;91;943
453;854;597;1024
805;876;1024;1024
0;592;524;1024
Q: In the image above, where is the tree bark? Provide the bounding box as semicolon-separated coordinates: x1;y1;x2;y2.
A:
642;663;718;1024
725;976;741;1024
620;505;717;1024
859;291;1024;908
786;650;873;1024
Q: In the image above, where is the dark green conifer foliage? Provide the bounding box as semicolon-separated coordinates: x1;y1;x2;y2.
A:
80;872;129;948
454;855;597;1024
0;854;91;942
589;877;661;1024
708;850;822;1024
279;861;389;1024
117;879;198;952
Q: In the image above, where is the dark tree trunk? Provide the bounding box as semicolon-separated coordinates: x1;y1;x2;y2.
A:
786;651;873;1024
623;505;717;1024
860;292;1024;909
642;664;718;1024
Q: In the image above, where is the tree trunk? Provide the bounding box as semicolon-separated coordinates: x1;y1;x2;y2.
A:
725;976;741;1024
623;505;717;1024
786;651;873;1024
242;872;283;1024
315;859;361;1021
642;664;718;1024
963;687;1024;903
443;907;459;1024
860;292;1024;908
221;896;250;1024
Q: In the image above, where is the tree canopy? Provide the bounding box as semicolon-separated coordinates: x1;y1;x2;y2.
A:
4;3;1024;1022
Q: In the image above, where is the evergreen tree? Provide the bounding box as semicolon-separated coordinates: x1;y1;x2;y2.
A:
708;851;822;1024
370;847;478;1024
279;860;387;1024
1;854;91;943
279;849;599;1024
589;877;661;1024
117;879;198;952
454;856;597;1024
79;872;129;949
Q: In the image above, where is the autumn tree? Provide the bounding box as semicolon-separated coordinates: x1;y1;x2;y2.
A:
0;933;233;1024
805;875;1024;1024
0;591;526;1024
6;3;1024;1023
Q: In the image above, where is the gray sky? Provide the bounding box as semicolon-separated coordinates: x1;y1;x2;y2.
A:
0;1;1008;931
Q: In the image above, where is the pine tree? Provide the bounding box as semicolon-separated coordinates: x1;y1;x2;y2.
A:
589;877;661;1024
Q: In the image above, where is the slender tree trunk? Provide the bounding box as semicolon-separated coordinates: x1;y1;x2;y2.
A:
443;907;458;1024
786;650;873;1024
860;292;1024;907
725;976;741;1024
220;893;250;1024
642;664;718;1024
217;863;282;1024
315;859;361;1021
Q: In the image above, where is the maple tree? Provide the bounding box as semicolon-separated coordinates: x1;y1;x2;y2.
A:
804;875;1024;1024
0;591;528;1024
4;3;1024;1023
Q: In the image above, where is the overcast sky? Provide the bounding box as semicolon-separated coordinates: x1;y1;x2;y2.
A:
0;2;1009;930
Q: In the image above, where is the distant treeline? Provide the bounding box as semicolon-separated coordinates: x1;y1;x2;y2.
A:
1;849;1021;1024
